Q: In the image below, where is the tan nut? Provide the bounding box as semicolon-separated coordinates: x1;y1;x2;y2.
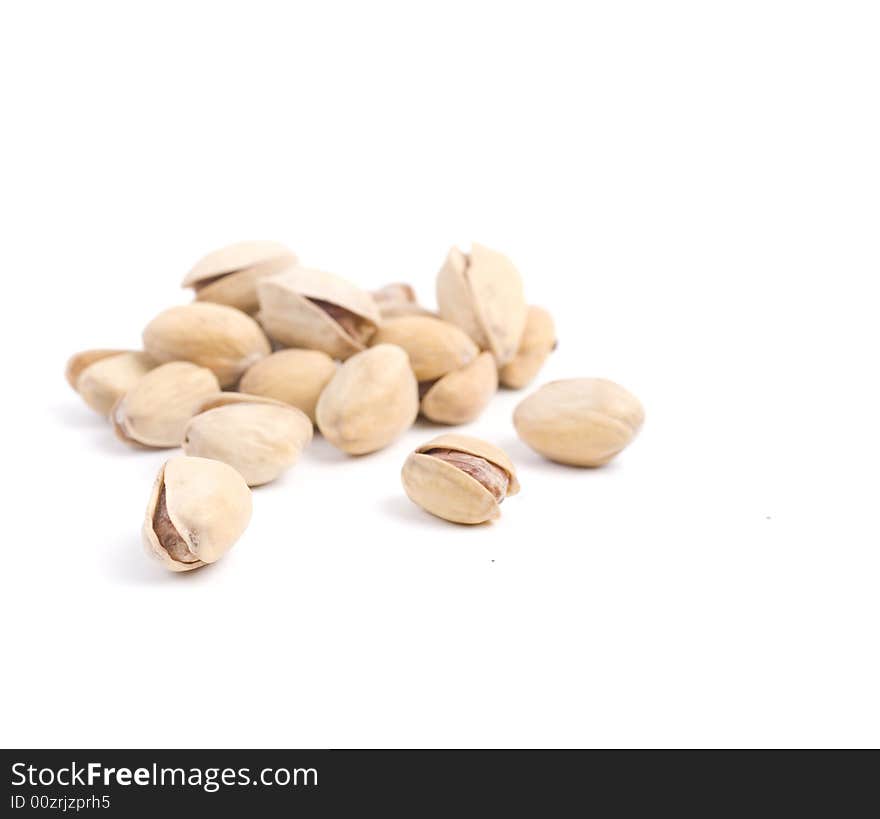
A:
371;283;436;319
316;344;418;454
112;361;220;448
257;266;380;359
420;352;498;425
184;399;312;486
436;243;527;366
238;349;337;422
401;434;519;524
143;302;271;387
143;456;252;572
66;350;156;416
182;241;297;314
370;316;478;382
513;378;645;466
499;306;556;389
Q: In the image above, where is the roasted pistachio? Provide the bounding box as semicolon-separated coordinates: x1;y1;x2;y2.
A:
316;344;418;454
182;241;297;313
238;349;336;422
143;456;252;572
499;306;556;389
372;283;436;319
436;242;527;366
420;352;497;424
257;267;381;359
513;378;644;466
370;316;478;382
66;350;156;416
143;302;271;388
184;398;313;486
112;361;220;448
401;434;520;524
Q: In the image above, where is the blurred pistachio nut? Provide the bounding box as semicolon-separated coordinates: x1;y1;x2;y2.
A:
182;240;297;313
143;456;252;572
257;267;380;359
401;434;519;524
513;378;644;466
184;401;313;486
316;344;418;454
372;283;435;319
420;352;498;425
499;306;556;389
65;349;127;389
370;316;478;381
436;243;527;366
67;350;156;416
238;349;336;422
111;362;220;448
142;302;271;388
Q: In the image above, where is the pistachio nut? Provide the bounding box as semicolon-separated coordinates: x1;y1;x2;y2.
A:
257;266;381;359
513;378;645;467
184;399;313;486
498;306;556;389
401;434;520;524
112;361;220;448
436;242;527;366
66;350;156;416
316;344;418;454
238;349;337;422
65;349;127;389
419;352;498;425
182;240;297;314
372;283;436;319
370;316;478;382
143;456;252;572
142;302;271;387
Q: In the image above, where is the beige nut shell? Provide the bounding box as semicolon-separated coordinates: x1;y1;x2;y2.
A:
370;316;478;381
112;361;220;448
316;344;418;454
71;351;156;416
401;434;519;524
143;456;252;572
499;306;556;389
420;352;498;425
513;378;645;466
257;266;381;359
142;302;271;388
182;240;296;286
65;349;128;390
436;243;527;366
238;349;337;422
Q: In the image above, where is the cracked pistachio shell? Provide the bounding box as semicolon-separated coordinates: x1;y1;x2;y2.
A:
499;306;556;389
184;400;312;486
257;266;381;359
401;434;519;524
143;302;271;387
238;349;337;423
143;456;252;572
513;378;645;466
316;344;418;454
65;349;127;389
370;316;478;381
68;350;156;416
112;361;220;448
420;352;498;425
436;243;528;366
372;283;436;319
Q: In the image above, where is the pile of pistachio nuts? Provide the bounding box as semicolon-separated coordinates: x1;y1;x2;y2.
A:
65;240;644;572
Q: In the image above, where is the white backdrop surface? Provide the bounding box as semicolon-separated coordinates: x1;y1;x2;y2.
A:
1;1;878;748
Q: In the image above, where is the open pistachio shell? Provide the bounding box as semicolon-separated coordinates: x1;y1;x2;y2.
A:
513;378;645;466
238;349;337;423
372;283;436;319
65;349;128;390
182;240;296;286
436;243;527;366
69;350;156;416
142;302;271;388
401;434;519;524
370;316;478;381
420;352;498;425
257;267;381;359
184;401;312;486
143;456;252;572
112;361;220;448
316;344;418;455
499;306;556;389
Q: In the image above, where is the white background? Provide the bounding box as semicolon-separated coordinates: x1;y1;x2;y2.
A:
2;1;878;748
